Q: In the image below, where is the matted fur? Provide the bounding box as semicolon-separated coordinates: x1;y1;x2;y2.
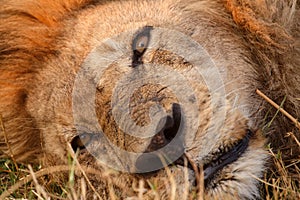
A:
0;0;299;199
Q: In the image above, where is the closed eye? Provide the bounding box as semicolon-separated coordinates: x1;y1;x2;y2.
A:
132;26;153;67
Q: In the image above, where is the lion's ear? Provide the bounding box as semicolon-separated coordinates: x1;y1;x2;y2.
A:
226;0;298;25
225;0;298;49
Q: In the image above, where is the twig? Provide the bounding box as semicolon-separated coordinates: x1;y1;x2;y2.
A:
158;154;176;200
256;89;300;130
182;156;189;200
28;165;50;200
184;152;204;200
137;180;146;200
67;144;103;200
285;132;300;147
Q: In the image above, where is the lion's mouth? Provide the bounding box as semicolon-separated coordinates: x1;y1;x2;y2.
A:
201;129;253;182
136;127;253;184
170;130;252;185
134;102;253;183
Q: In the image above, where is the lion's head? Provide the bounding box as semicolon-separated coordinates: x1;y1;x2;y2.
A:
0;0;299;199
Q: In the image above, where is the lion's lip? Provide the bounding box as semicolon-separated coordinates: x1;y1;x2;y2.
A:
174;130;253;182
203;130;253;181
135;130;253;178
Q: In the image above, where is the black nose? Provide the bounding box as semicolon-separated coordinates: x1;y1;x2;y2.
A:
163;103;181;141
144;103;182;152
135;103;184;173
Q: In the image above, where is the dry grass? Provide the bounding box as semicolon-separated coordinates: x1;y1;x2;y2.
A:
264;144;300;200
1;131;299;199
256;89;300;200
0;143;299;199
0;157;196;199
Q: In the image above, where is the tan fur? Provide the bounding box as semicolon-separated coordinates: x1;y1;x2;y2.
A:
0;0;299;199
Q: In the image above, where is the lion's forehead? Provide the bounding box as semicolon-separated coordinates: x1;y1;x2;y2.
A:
60;1;255;118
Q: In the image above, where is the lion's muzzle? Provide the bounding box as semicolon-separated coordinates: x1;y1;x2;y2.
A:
135;103;185;173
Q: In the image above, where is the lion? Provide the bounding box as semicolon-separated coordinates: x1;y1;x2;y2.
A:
0;0;299;199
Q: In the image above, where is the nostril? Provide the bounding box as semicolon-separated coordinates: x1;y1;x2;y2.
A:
163;103;181;141
166;114;175;127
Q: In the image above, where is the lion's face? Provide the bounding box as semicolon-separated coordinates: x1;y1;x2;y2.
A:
23;1;268;199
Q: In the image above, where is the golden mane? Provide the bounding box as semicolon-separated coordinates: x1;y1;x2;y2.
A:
0;0;93;161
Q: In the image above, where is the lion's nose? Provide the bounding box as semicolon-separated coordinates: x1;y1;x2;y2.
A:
135;103;184;173
163;103;181;141
145;103;181;151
